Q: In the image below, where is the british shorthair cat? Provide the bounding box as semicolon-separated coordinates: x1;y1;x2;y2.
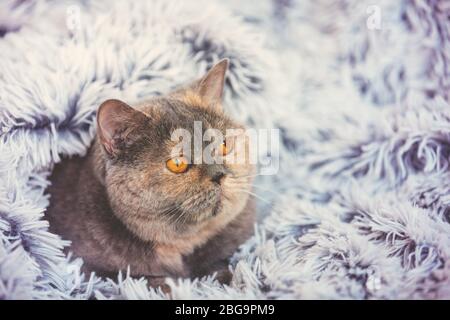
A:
46;59;255;290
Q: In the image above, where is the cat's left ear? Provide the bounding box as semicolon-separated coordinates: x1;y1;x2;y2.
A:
96;99;149;157
196;58;229;109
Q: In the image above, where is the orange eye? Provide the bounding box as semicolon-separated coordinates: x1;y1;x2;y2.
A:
219;141;230;156
166;156;189;173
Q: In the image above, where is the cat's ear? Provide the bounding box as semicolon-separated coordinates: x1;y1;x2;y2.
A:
195;58;229;109
96;99;148;156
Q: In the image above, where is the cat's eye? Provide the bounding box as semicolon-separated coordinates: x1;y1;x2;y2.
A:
219;140;230;156
166;156;189;173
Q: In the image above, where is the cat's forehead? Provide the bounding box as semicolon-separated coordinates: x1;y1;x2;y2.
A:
138;98;233;132
112;96;245;165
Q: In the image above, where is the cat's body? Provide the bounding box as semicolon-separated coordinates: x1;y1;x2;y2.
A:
47;148;255;283
46;60;255;287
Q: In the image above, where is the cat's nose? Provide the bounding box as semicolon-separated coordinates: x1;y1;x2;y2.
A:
211;172;225;184
207;165;228;184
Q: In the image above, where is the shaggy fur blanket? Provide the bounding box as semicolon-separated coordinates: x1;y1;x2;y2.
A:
1;0;449;299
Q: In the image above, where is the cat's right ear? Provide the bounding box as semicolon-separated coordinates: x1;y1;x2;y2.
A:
96;99;148;156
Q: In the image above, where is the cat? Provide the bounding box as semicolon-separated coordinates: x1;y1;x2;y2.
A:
45;59;255;291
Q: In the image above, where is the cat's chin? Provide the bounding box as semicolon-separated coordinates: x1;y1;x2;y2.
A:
185;206;222;225
176;189;225;224
175;199;224;228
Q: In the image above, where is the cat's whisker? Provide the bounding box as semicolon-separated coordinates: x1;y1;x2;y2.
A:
231;188;289;218
177;198;203;225
246;184;283;197
232;188;273;205
166;193;202;225
180;209;192;226
171;209;186;226
156;202;178;216
172;199;196;225
153;200;190;225
231;173;266;180
160;206;180;219
226;180;283;199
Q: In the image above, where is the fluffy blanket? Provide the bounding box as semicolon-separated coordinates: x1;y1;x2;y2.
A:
0;0;449;299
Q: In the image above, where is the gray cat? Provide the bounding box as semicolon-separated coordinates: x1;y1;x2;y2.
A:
45;60;255;292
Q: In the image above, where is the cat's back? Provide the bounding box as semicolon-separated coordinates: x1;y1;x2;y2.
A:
46;155;86;230
45;152;165;276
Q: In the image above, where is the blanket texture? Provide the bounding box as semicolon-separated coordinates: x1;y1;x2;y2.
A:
1;0;449;299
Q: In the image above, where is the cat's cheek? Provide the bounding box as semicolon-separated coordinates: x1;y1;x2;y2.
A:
222;187;249;218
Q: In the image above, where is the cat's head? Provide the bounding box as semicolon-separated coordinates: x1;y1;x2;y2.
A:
94;59;255;242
